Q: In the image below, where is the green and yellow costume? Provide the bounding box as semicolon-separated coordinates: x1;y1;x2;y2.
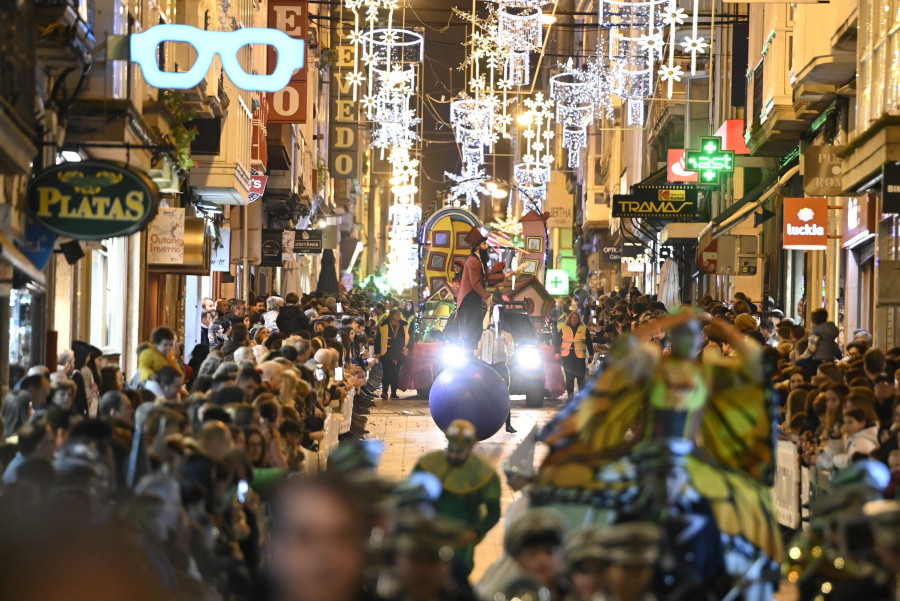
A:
413;450;501;574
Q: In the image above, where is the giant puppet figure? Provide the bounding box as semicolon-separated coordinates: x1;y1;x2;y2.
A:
486;311;782;601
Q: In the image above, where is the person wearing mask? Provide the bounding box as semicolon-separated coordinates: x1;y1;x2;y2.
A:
555;311;595;400
413;420;501;577
375;309;409;400
457;227;491;351
138;327;183;383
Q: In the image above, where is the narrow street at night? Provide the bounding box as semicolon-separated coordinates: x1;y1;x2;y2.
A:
4;0;900;600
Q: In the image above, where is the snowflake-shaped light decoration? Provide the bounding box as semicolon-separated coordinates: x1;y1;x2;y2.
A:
445;166;491;208
514;92;554;212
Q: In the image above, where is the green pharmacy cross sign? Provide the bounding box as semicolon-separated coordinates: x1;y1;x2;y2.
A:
545;269;570;296
685;136;734;187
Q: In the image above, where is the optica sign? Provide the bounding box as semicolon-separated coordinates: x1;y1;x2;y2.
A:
783;197;827;250
27;160;159;240
131;24;305;93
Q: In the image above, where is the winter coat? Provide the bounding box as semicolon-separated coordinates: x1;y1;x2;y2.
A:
816;424;880;470
809;321;841;361
276;304;311;335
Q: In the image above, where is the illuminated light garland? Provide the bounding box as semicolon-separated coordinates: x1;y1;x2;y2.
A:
575;0;709;125
513;92;554;212
550;66;597;168
386;148;422;292
497;4;545;85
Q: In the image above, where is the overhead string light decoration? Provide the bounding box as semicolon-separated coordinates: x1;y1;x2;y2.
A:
360;28;424;151
514;92;554;212
550;60;597;168
385;148;422;291
446;7;516;208
584;0;709;125
495;0;550;85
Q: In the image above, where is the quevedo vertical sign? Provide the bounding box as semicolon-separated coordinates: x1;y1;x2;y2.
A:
329;43;359;178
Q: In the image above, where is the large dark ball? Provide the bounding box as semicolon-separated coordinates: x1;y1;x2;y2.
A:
429;360;511;440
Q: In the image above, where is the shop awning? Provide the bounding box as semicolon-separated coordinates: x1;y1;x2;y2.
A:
698;161;800;241
0;232;46;287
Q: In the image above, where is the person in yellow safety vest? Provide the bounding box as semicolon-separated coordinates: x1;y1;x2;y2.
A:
554;310;595;400
374;309;410;399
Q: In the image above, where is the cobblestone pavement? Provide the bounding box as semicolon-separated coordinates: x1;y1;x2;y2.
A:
364;392;563;580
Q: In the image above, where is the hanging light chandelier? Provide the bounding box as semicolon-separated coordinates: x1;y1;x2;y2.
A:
587;0;708;125
550;65;597;168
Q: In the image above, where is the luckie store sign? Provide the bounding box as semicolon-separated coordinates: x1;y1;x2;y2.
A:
783;197;827;250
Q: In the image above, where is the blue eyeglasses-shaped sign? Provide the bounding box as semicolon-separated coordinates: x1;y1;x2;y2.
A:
130;25;305;93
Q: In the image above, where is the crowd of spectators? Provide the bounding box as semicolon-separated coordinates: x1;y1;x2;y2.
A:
0;290;410;601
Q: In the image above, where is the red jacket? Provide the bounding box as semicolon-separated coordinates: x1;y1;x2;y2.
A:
458;254;488;302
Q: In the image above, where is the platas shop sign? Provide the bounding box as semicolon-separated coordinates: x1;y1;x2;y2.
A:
27;160;159;241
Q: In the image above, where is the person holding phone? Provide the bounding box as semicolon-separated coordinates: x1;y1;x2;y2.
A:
375;309;409;399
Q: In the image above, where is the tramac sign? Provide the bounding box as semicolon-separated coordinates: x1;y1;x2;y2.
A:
783;197;827;250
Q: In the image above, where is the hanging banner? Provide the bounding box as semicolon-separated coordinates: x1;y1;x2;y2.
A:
329;44;359;178
803;146;844;196
261;229;284;266
266;0;309;123
293;229;323;253
147;207;185;264
783;197;827;250
26;160;159;240
282;229;296;262
211;227;232;272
